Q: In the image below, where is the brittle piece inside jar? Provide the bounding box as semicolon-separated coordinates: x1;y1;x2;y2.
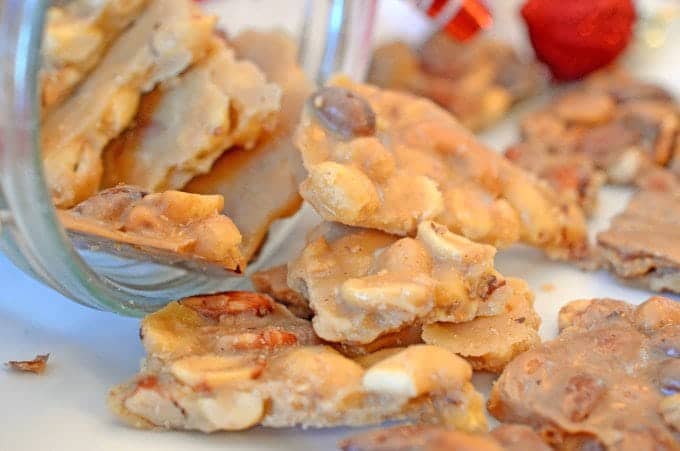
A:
185;30;311;261
101;36;281;192
339;423;551;451
59;185;245;274
488;296;680;450
42;0;215;208
296;76;587;258
368;33;545;131
287;220;514;344
422;278;541;373
41;0;149;113
597;190;680;294
109;292;487;432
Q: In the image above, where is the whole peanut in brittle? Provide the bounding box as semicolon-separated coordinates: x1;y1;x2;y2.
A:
489;297;680;450
287;221;513;344
42;0;215;208
295;77;587;258
102;37;281;192
109;292;487;432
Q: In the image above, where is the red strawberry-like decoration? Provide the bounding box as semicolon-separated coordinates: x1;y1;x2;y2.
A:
521;0;636;81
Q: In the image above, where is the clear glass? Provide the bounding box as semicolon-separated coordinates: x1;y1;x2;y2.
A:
0;0;377;316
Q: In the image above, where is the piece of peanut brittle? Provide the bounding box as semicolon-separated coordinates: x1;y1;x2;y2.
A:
42;0;215;208
597;190;680;294
41;0;149;113
489;297;680;450
422;278;541;373
339;423;551;451
6;354;50;375
513;68;680;196
287;220;513;344
59;185;245;273
369;33;545;131
185;30;310;262
102;36;281;192
295;77;587;258
109;292;487;432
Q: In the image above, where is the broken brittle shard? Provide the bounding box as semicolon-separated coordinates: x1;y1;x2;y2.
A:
489;296;680;450
287;220;514;345
295;76;587;259
109;291;487;432
59;185;245;273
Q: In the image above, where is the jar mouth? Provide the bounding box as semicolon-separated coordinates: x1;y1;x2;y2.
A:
0;0;376;316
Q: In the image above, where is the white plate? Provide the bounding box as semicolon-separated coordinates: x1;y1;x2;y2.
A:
1;1;679;449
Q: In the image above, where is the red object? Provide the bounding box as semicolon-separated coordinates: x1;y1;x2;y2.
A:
521;0;636;81
422;0;493;42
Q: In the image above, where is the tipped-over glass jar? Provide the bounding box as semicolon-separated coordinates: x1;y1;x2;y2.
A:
0;0;377;315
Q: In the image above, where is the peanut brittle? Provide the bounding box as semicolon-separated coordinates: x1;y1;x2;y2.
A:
489;297;680;450
42;0;215;208
597;190;680;294
109;292;487;432
251;265;312;319
185;30;310;261
287;220;513;344
41;0;149;112
369;33;545;131
339;424;550;451
512;69;680;196
296;77;587;257
59;185;245;273
422;278;541;373
505;142;605;215
6;354;50;375
101;37;281;192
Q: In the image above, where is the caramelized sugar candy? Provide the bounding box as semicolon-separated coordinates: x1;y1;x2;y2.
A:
287;221;513;345
296;77;587;259
41;0;150;114
42;0;216;208
369;33;546;131
102;36;281;192
489;297;680;450
185;30;311;261
6;354;50;375
339;423;550;451
597;190;680;294
59;185;245;274
422;278;541;373
109;292;487;432
508;68;680;215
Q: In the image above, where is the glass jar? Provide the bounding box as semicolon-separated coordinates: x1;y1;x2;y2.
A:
0;0;377;315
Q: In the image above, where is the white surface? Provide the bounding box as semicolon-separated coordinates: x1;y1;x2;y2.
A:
2;1;680;450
